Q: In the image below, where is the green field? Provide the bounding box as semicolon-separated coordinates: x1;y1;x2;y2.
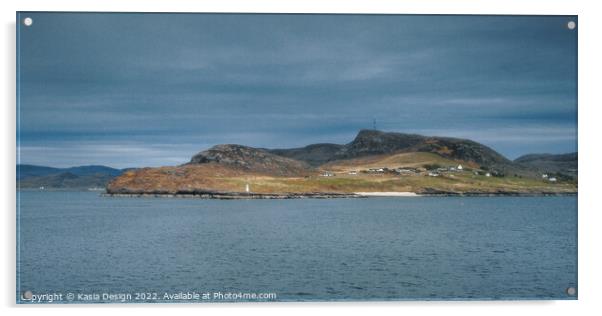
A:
215;171;576;195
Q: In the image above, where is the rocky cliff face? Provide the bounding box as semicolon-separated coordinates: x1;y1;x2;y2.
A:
190;144;312;176
267;143;344;166
335;130;425;158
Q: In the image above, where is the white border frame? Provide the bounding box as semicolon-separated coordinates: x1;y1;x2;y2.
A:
3;1;601;315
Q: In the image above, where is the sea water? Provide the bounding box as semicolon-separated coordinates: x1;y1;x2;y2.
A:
16;191;577;302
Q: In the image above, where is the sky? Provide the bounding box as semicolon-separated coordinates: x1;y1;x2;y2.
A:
17;13;578;168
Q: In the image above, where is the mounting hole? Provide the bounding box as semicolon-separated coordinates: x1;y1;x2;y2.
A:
23;290;33;300
567;21;576;30
23;17;33;26
566;287;576;296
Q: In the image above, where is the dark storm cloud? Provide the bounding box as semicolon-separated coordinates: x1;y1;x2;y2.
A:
17;13;577;168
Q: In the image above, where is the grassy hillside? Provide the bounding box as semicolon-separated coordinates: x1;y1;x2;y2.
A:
107;159;576;195
226;173;576;195
514;152;577;180
322;152;477;171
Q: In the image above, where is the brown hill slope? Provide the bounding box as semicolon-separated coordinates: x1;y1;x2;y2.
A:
106;130;576;196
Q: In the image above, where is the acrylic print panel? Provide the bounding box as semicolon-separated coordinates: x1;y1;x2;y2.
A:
16;12;578;303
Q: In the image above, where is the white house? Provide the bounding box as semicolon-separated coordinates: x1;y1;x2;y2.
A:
485;172;491;177
542;174;549;179
549;177;558;182
397;168;414;174
348;171;358;175
457;164;463;170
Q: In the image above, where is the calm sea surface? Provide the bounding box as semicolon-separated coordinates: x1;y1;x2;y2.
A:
17;191;577;302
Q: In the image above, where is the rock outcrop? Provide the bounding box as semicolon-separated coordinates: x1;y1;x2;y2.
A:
190;144;312;177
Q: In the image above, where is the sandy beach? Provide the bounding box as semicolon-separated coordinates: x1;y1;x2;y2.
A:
354;192;420;197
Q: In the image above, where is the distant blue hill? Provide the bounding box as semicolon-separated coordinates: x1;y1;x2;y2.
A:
17;165;62;180
17;164;124;180
16;164;130;189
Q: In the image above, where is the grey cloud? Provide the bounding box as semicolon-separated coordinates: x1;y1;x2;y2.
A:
17;13;577;167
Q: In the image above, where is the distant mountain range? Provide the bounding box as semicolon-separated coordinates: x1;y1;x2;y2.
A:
17;165;126;189
17;130;577;192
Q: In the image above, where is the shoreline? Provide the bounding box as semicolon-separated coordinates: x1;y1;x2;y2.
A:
102;190;577;199
102;192;362;199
